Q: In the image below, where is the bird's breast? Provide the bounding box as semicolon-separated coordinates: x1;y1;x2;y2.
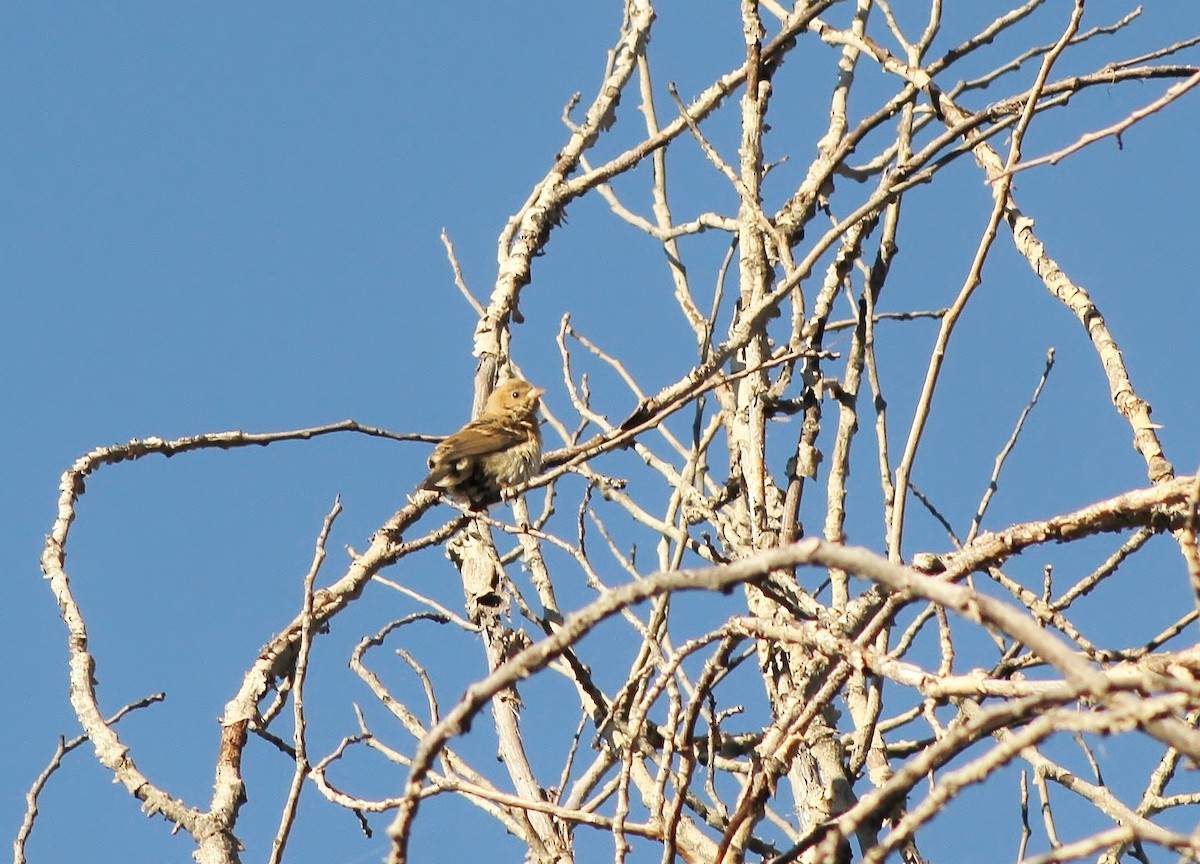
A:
480;435;541;487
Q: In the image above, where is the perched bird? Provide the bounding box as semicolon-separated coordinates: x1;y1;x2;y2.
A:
422;379;544;508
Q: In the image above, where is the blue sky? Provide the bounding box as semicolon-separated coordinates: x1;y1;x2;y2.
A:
3;3;1199;862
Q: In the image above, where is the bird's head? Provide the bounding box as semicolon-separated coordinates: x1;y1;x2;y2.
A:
484;379;544;419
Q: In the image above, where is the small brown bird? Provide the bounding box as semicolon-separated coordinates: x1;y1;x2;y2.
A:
422;379;544;508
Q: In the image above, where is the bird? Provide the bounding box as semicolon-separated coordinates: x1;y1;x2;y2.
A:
422;379;544;508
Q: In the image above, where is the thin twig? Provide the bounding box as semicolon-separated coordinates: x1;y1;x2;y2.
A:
441;229;485;316
995;69;1200;180
269;497;342;864
967;348;1056;542
14;694;166;864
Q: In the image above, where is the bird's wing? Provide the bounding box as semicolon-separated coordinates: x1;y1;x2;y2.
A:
430;416;528;464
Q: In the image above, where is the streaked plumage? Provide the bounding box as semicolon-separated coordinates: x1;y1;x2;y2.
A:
422;379;544;508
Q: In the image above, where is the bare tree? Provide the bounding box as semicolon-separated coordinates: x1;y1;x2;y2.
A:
27;3;1200;864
